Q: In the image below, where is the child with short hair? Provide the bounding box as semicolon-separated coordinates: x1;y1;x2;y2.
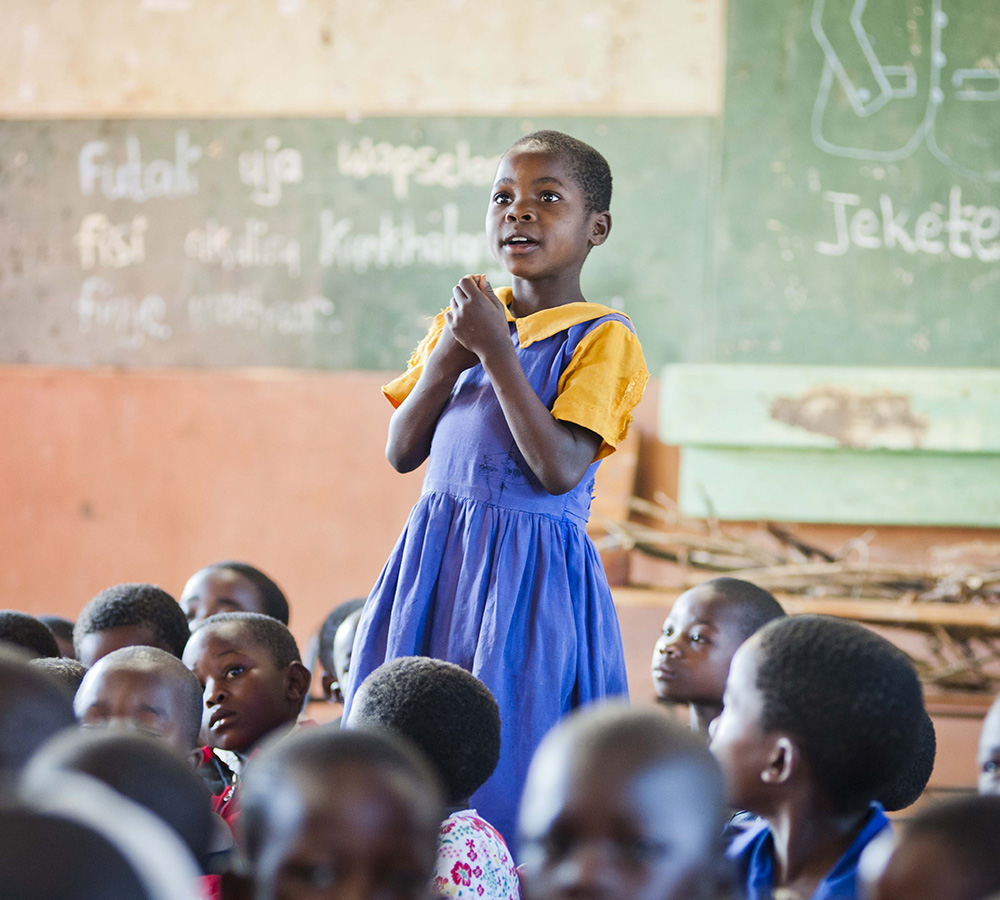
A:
346;130;649;843
74;583;190;668
30;656;88;695
351;656;518;900
38;614;76;658
0;610;61;659
181;612;311;825
710;615;927;900
870;794;1000;900
317;597;365;703
235;726;444;900
518;702;731;900
74;645;204;760
179;561;289;628
651;577;786;734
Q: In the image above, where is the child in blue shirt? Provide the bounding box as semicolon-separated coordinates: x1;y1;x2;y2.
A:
710;615;928;900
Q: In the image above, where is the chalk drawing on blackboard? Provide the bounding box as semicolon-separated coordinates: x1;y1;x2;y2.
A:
811;0;1000;182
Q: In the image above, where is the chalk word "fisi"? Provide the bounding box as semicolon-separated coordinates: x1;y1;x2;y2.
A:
816;186;1000;262
74;214;148;269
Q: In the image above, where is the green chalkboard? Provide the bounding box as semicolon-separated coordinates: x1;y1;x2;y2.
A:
0;117;713;372
715;0;1000;366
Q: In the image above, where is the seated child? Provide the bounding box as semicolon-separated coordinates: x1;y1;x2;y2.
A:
0;610;61;659
181;611;311;825
651;577;785;734
0;646;75;784
870;794;1000;900
709;614;927;900
350;656;519;900
38;614;76;658
978;693;1000;795
235;726;444;900
179;561;289;629
74;583;190;668
518;701;731;900
317;597;365;703
30;656;88;695
23;727;215;874
74;645;203;761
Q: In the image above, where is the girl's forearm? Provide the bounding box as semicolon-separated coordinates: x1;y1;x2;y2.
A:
385;360;463;472
480;343;600;495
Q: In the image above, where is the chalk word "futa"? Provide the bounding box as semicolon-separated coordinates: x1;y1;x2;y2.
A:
816;186;1000;262
78;130;201;202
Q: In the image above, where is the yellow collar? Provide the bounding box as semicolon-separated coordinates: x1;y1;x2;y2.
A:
496;287;630;348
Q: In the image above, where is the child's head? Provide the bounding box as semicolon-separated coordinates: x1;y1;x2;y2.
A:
317;597;365;702
181;612;310;754
350;656;501;807
23;727;215;867
0;646;75;781
871;795;1000;900
710;615;925;818
74;583;190;668
979;694;1000;795
30;656;89;696
180;561;289;629
74;645;204;756
0;610;61;659
651;578;785;712
38;614;76;658
489;132;613;282
238;726;444;900
331;608;364;701
518;702;729;900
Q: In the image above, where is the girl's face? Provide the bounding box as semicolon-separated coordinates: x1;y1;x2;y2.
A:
708;635;776;813
180;567;266;629
485;149;609;283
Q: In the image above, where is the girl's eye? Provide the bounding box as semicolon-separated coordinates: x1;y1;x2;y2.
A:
493;192;511;205
540;191;560;202
225;666;245;678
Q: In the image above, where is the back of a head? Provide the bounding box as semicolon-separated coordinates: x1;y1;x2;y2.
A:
74;583;190;660
240;725;444;876
877;709;936;812
350;655;501;805
0;647;75;779
0;610;60;659
30;656;89;697
755;615;925;813
23;727;214;862
0;807;152;900
704;577;786;643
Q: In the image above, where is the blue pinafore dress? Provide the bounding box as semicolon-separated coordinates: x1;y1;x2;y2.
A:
343;288;648;846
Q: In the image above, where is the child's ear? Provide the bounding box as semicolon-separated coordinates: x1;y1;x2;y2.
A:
762;736;796;786
589;211;611;247
284;661;312;705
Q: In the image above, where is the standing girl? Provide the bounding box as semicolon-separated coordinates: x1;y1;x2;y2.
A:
344;131;648;844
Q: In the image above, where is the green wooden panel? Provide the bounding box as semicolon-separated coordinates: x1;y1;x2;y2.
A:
715;0;1000;366
660;364;1000;452
678;446;1000;527
0;117;713;372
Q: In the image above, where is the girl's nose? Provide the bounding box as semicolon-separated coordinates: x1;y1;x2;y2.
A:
505;206;535;223
204;678;225;706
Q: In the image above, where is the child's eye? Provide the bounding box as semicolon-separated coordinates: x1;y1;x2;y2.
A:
662;626;674;638
540;191;560;202
984;761;999;775
493;191;511;205
690;630;710;645
225;666;245;678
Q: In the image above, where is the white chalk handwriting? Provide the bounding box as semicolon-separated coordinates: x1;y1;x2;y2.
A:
184;218;301;277
238;136;303;207
78;130;201;202
815;186;1000;261
337;138;499;200
187;291;338;336
318;203;489;272
74;214;148;269
77;276;172;348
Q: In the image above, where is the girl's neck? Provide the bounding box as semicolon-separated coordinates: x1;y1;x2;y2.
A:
508;274;586;316
688;701;723;736
766;799;872;897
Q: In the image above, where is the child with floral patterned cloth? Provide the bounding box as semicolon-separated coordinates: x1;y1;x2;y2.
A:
343;129;648;846
350;656;519;900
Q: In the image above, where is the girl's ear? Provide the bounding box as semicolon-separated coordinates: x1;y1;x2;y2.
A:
762;736;796;786
589;211;612;246
285;661;312;705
